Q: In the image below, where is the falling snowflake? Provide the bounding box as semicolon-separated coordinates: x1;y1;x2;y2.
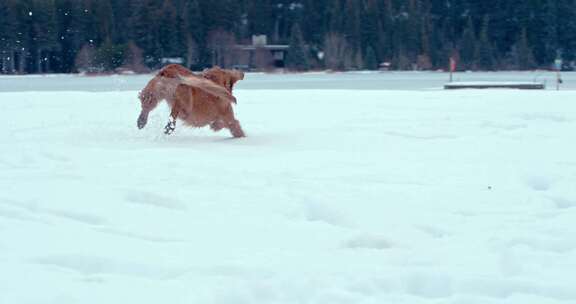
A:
28;11;33;16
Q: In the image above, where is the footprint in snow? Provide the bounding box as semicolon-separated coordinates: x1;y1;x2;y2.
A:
343;235;393;250
30;254;184;279
547;196;576;209
417;225;450;239
523;175;557;192
124;191;187;211
0;198;106;225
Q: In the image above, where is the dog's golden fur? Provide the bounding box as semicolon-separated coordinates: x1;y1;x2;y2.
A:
137;64;245;138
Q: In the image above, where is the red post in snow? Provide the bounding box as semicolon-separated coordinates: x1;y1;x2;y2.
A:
449;57;456;82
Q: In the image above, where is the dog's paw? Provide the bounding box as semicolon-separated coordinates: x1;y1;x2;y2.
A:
164;121;176;135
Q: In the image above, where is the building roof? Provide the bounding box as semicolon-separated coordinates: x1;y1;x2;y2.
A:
236;45;290;51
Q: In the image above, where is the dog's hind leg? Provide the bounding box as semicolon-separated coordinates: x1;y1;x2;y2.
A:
210;120;225;132
223;112;245;138
227;119;245;138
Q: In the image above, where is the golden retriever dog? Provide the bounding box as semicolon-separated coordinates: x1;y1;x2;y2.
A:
137;64;245;138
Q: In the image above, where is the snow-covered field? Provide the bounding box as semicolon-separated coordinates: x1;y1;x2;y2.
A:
1;70;575;91
1;74;576;303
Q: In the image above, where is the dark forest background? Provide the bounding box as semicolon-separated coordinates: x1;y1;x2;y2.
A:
1;0;576;74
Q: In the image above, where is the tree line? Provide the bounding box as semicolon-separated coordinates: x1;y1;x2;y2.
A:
1;0;575;74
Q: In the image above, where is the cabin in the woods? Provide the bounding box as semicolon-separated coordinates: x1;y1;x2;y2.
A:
234;35;289;71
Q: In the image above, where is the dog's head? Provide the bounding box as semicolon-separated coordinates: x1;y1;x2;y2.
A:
202;66;244;93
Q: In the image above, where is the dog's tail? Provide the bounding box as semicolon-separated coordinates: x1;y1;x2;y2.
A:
178;75;237;104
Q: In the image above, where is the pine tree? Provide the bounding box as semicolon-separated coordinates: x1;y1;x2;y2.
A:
11;0;33;73
556;0;576;62
475;15;495;70
418;1;435;69
327;0;343;34
460;17;476;70
0;0;17;73
487;0;511;58
94;0;114;44
364;46;378;70
391;0;422;70
55;0;85;73
122;41;147;73
286;23;309;71
30;0;59;73
516;27;535;70
206;29;236;67
343;0;361;49
361;0;383;61
74;43;96;72
95;40;126;71
247;1;274;36
183;0;206;69
201;0;240;33
324;32;347;70
343;0;362;69
110;0;133;44
404;0;423;63
158;0;181;59
132;0;161;68
79;0;99;47
301;0;328;46
532;0;558;66
378;0;394;62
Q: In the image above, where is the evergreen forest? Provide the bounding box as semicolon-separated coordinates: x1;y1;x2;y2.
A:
1;0;575;73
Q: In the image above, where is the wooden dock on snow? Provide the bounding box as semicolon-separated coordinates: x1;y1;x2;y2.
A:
444;82;545;90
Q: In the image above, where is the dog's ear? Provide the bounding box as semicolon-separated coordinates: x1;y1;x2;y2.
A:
178;75;236;104
203;72;218;83
204;68;226;83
